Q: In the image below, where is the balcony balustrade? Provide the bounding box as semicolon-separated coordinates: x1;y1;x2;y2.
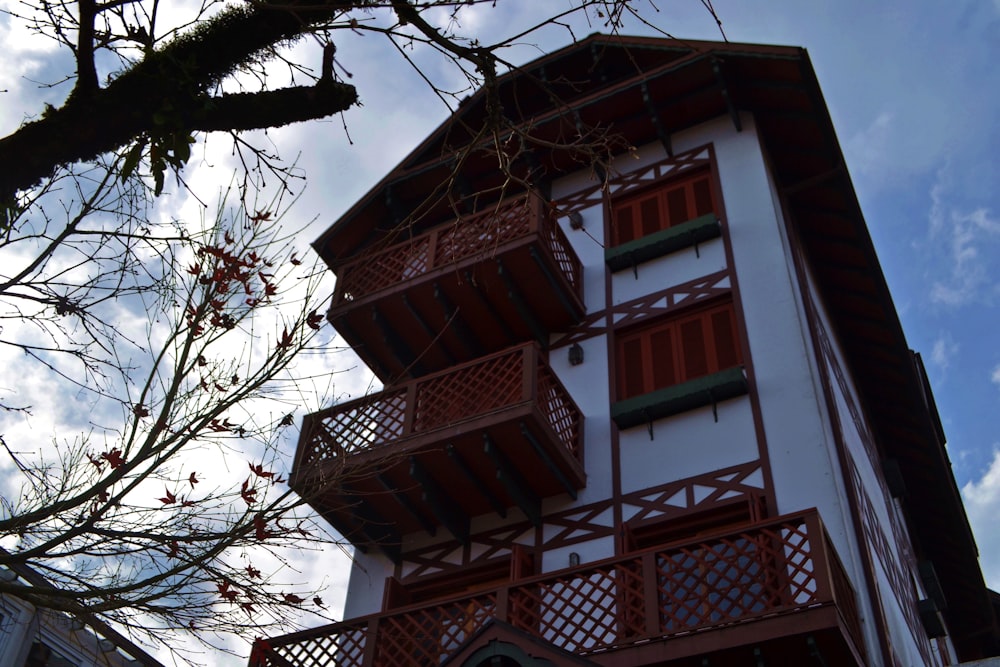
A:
327;195;585;381
250;510;866;667
291;343;585;553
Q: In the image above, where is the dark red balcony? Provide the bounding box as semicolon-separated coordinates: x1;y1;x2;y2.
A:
251;510;867;667
291;343;585;555
328;196;585;382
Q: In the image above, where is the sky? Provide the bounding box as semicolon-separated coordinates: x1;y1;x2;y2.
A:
1;0;998;664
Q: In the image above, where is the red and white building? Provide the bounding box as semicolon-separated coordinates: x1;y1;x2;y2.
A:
253;36;1000;667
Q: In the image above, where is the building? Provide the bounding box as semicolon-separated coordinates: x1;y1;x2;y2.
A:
0;565;163;666
252;36;1000;666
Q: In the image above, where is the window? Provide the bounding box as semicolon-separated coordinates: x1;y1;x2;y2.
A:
616;299;741;401
611;168;715;246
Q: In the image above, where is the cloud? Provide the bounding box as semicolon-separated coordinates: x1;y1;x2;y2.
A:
992;364;1000;387
927;170;1000;306
845;111;895;182
929;335;959;372
962;449;1000;589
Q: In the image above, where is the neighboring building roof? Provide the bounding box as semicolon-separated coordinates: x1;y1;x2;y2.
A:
312;34;999;659
1;561;163;667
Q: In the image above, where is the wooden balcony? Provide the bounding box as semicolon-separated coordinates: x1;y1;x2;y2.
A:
328;196;585;382
250;510;867;667
291;343;585;555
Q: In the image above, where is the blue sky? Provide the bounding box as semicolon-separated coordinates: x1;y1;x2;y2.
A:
1;0;997;663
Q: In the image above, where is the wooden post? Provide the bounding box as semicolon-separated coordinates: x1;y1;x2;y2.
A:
642;551;660;638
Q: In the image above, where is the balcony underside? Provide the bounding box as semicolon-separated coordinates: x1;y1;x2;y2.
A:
330;236;584;382
296;403;586;557
592;606;863;667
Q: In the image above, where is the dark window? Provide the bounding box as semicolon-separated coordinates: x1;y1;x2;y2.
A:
616;299;742;401
611;169;716;246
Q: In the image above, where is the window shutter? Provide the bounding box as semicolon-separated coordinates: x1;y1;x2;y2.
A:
620;337;646;399
617;298;742;400
711;308;740;370
649;328;677;391
680;318;709;380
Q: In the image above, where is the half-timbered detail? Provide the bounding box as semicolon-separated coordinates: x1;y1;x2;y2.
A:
257;34;999;667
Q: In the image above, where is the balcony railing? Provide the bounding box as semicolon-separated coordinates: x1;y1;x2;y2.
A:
326;196;586;381
292;343;585;544
251;510;865;667
332;196;581;307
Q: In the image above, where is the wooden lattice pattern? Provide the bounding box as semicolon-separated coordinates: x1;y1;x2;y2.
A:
511;564;643;653
539;215;582;290
270;621;368;667
536;362;582;458
375;595;496;666
332;196;583;307
305;390;407;465
434;200;532;266
413;349;523;432
256;512;855;667
337;237;432;303
299;345;583;477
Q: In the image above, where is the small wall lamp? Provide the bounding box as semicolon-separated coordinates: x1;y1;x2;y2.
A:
568;343;584;366
568;211;584;230
569;552;581;567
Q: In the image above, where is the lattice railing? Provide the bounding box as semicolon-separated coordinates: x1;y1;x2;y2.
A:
295;343;582;473
332;196;580;306
251;511;862;667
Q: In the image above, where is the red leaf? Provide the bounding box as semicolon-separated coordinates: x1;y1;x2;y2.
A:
253;514;272;541
248;462;275;480
306;310;323;330
279;414;294;427
168;541;179;558
217;580;239;602
158;487;176;505
313;596;325;608
224;230;234;245
187;263;201;276
290;253;302;266
188;472;199;488
132;404;149;418
276;327;293;349
246;564;261;579
101;448;125;469
240;478;258;506
283;593;304;605
87;453;104;471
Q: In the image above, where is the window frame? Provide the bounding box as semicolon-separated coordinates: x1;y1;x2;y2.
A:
615;297;743;402
609;166;717;247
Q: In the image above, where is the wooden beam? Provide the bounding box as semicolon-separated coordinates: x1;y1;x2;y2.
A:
375;473;437;536
484;432;540;526
371;305;424;377
409;456;470;543
433;282;484;357
464;270;518;345
447;444;508;518
401;293;456;365
520;422;577;500
496;258;547;346
529;246;583;321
